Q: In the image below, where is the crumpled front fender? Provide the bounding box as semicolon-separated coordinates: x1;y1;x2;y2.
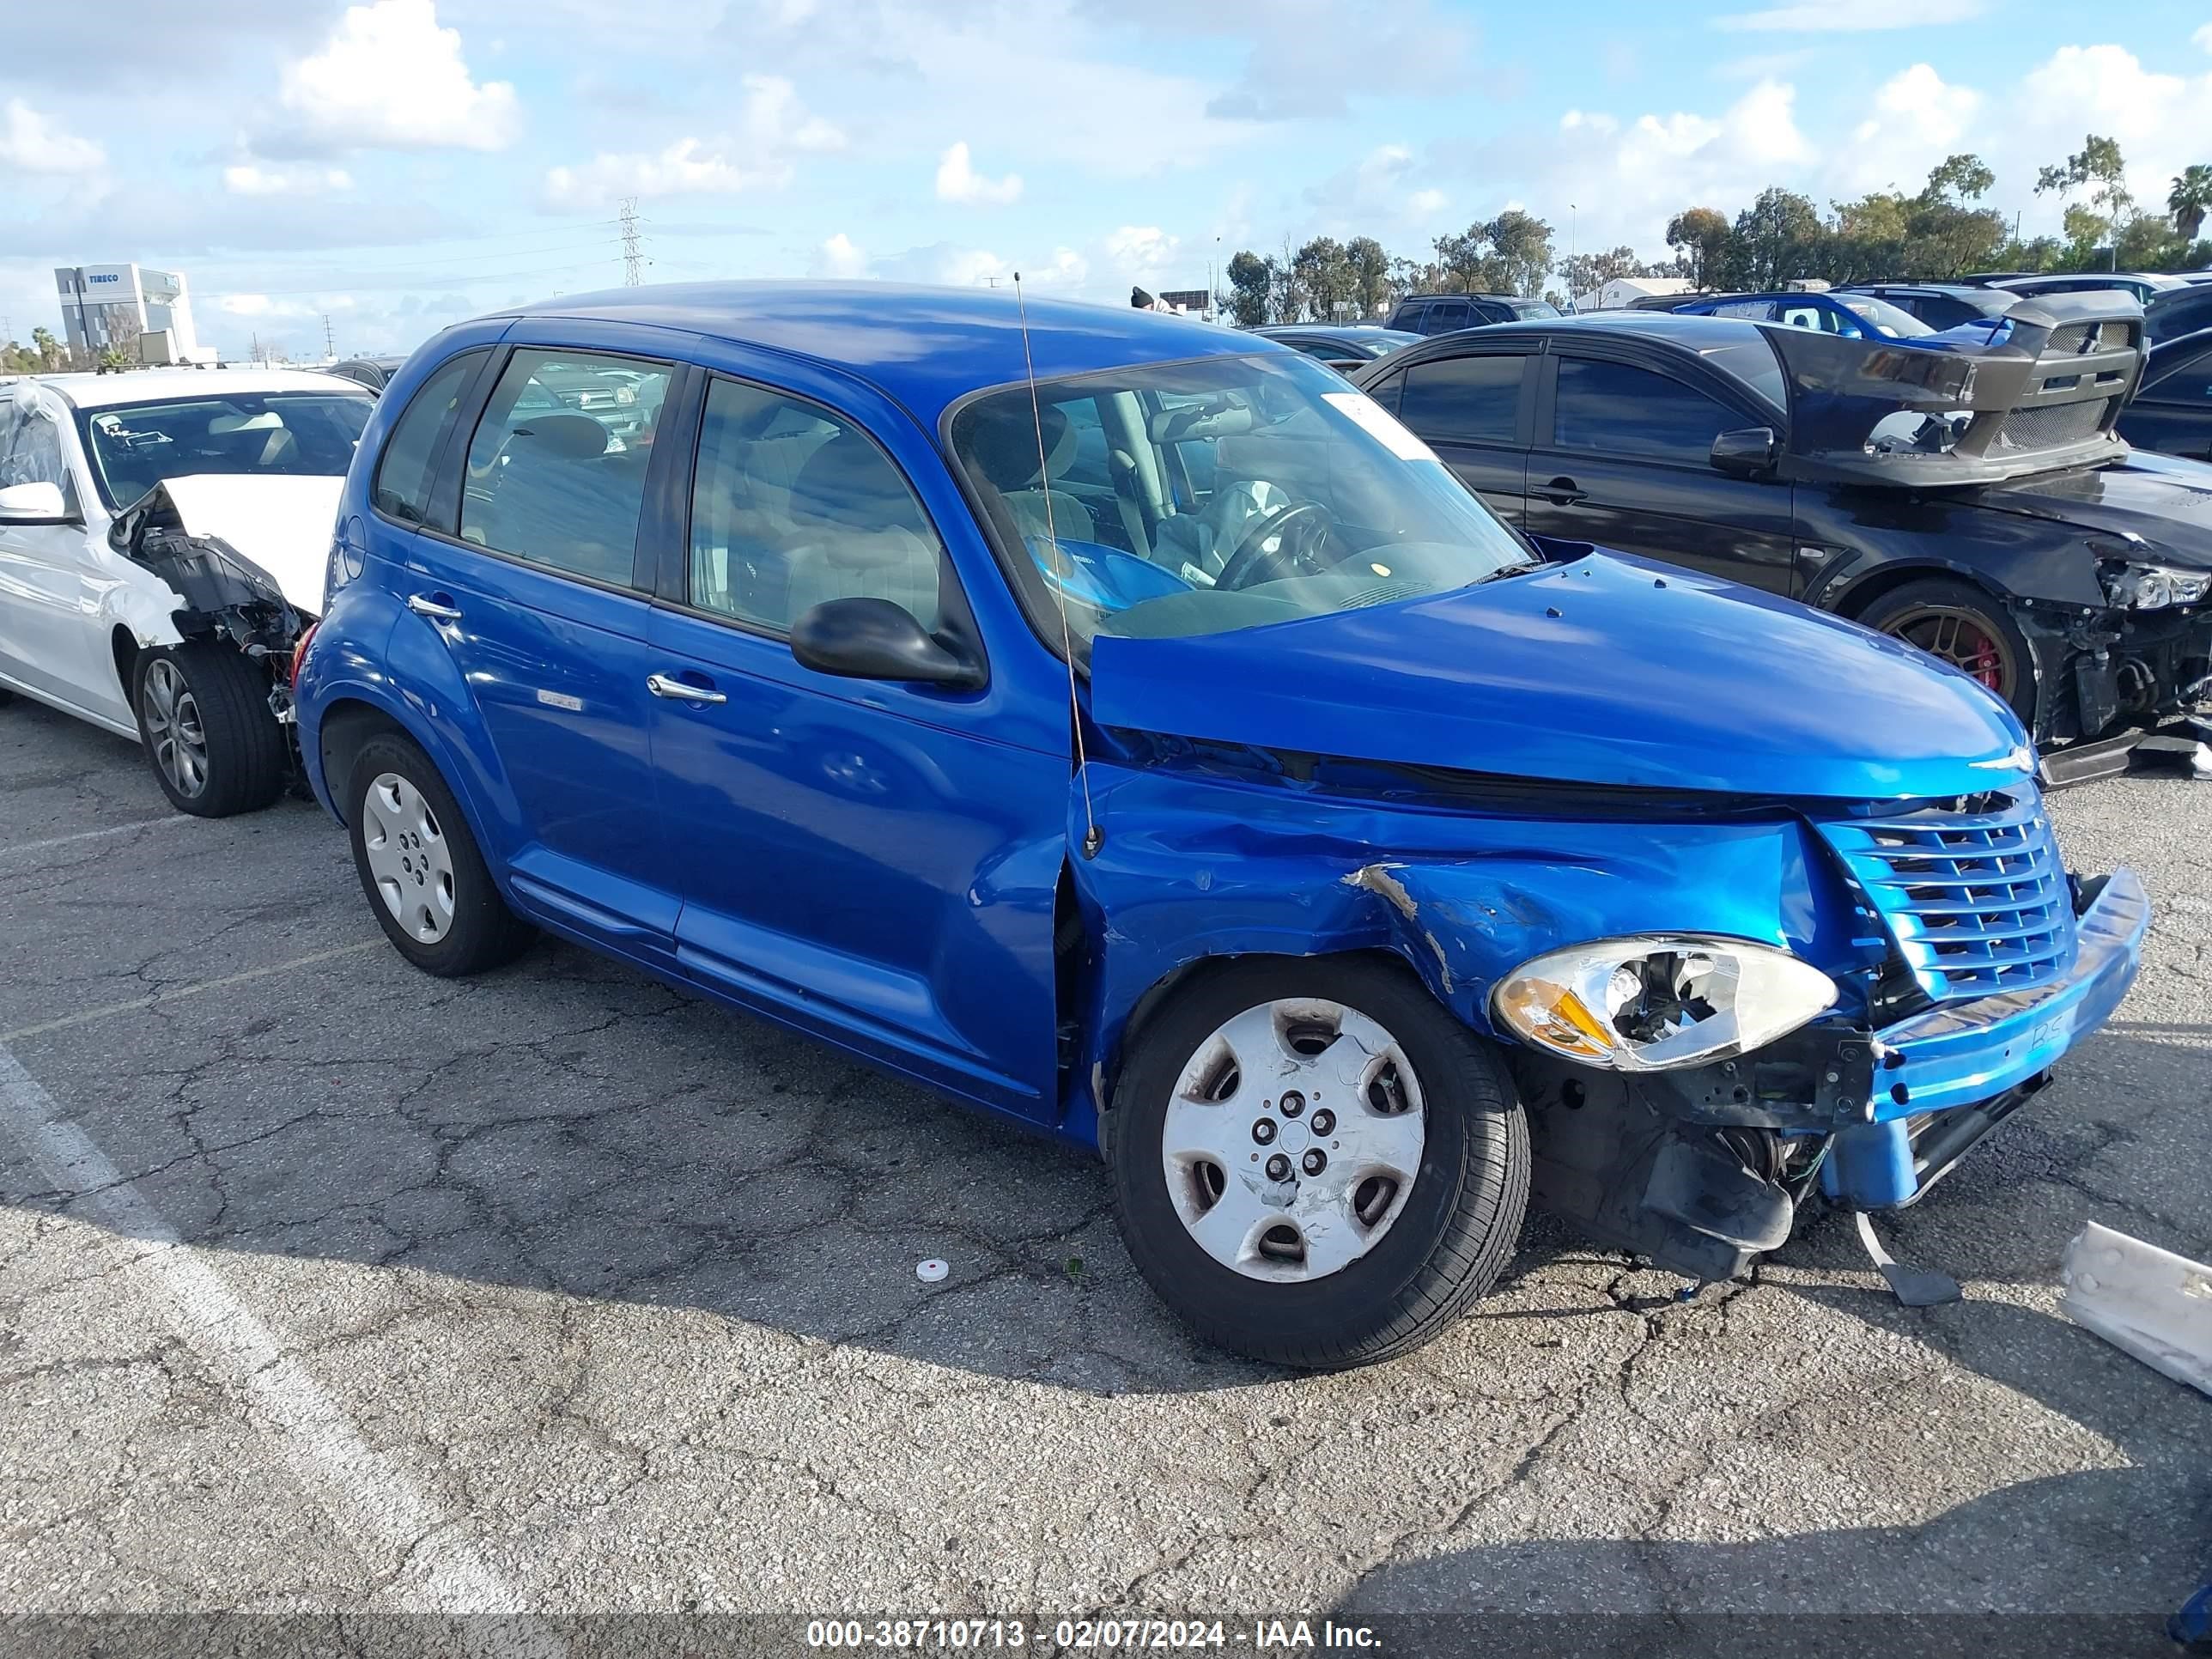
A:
1067;757;1868;1130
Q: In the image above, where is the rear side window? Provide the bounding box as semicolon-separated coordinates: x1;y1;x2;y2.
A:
1396;355;1523;445
687;377;945;634
1426;301;1471;333
1553;360;1740;463
372;349;486;525
458;349;674;589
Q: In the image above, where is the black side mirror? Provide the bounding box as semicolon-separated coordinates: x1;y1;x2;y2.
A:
790;597;983;690
1711;426;1778;477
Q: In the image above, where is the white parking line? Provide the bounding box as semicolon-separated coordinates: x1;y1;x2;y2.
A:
0;940;385;1043
0;816;191;858
0;1042;565;1650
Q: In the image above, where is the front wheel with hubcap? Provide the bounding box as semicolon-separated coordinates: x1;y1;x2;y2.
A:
131;641;289;817
346;732;532;976
1109;957;1528;1369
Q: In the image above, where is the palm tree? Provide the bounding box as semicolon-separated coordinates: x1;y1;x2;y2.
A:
30;326;60;372
2171;165;2212;241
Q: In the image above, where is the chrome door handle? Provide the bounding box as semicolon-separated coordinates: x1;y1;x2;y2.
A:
647;673;726;704
407;593;463;621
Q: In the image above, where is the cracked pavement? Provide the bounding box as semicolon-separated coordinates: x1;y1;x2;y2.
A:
0;695;2208;1653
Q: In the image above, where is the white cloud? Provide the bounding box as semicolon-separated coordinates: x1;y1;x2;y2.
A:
1712;0;1985;30
2007;45;2212;234
1307;143;1450;229
1104;226;1179;276
934;141;1023;206
1544;78;1812;250
0;99;105;173
224;161;355;197
544;76;841;208
811;232;868;278
280;0;520;151
2197;22;2212;53
1833;64;1980;194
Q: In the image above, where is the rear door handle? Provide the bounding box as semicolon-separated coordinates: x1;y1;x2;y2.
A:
1539;476;1586;507
406;592;463;621
647;673;726;705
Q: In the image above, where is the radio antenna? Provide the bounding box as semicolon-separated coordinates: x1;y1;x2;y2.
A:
1013;270;1102;858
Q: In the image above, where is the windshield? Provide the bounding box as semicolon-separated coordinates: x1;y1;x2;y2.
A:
949;352;1535;647
79;391;372;510
1832;294;1935;337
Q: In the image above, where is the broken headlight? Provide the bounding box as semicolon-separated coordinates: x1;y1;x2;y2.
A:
2099;561;2210;611
1492;937;1838;1073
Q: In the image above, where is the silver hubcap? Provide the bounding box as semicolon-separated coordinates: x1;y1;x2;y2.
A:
1163;998;1427;1284
362;772;456;944
141;658;208;798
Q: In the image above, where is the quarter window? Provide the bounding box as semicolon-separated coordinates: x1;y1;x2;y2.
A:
1396;355;1523;445
1553;360;1740;463
2;398;80;514
687;378;945;634
373;349;487;526
458;349;673;588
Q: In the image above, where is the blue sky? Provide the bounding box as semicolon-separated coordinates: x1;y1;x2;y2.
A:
3;0;2209;359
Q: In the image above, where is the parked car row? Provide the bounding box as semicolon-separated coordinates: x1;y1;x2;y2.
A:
0;283;2168;1370
1351;300;2212;754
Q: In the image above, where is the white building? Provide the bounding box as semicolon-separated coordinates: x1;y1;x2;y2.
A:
53;264;216;364
1576;275;1696;312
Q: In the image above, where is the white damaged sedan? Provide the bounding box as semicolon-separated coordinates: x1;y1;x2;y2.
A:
0;368;371;815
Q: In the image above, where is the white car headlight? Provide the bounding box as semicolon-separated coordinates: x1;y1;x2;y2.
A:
1492;936;1838;1073
2100;561;2210;611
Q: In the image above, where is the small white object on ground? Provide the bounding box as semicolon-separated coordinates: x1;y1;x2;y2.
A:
2059;1220;2212;1399
916;1258;949;1284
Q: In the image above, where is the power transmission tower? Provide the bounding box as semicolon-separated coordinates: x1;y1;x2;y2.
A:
323;314;335;359
620;198;644;285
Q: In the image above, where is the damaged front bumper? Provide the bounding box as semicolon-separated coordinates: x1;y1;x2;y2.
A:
1521;867;2148;1282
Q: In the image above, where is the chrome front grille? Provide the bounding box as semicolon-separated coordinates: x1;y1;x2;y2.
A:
1820;789;2077;1001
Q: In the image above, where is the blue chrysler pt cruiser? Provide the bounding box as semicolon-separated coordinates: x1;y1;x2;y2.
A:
296;283;2147;1368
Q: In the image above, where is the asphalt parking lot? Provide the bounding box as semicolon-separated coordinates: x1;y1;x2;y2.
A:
2;694;2208;1655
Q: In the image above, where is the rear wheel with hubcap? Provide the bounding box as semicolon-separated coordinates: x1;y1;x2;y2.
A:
131;642;289;817
1858;577;2037;727
346;732;532;976
1109;957;1528;1369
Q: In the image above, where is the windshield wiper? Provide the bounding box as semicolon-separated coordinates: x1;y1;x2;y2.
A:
1471;560;1547;586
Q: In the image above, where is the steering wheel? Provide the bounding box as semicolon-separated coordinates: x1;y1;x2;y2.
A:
1214;501;1336;592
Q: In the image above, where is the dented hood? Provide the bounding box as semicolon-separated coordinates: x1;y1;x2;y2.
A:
1087;552;2032;802
152;474;342;615
1966;447;2212;568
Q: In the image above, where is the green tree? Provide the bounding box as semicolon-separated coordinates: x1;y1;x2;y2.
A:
1483;210;1555;298
2170;164;2212;242
1559;245;1644;303
1664;208;1731;289
2036;134;2136;258
1430;224;1500;294
1344;236;1393;317
31;326;61;371
1224;251;1274;326
1722;187;1824;290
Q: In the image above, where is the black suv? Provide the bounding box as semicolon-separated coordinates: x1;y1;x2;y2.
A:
1385;293;1560;335
1352;305;2212;755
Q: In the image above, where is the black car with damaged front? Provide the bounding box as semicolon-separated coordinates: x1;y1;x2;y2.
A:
1352;299;2212;761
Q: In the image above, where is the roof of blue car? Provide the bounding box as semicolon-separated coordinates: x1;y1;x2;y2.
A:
503;281;1271;424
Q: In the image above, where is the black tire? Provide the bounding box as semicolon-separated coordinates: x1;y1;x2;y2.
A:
131;641;288;817
345;732;532;977
1857;577;2038;727
1107;956;1528;1370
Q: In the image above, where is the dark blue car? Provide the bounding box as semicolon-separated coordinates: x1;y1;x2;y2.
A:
1674;289;2007;348
295;282;2147;1367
